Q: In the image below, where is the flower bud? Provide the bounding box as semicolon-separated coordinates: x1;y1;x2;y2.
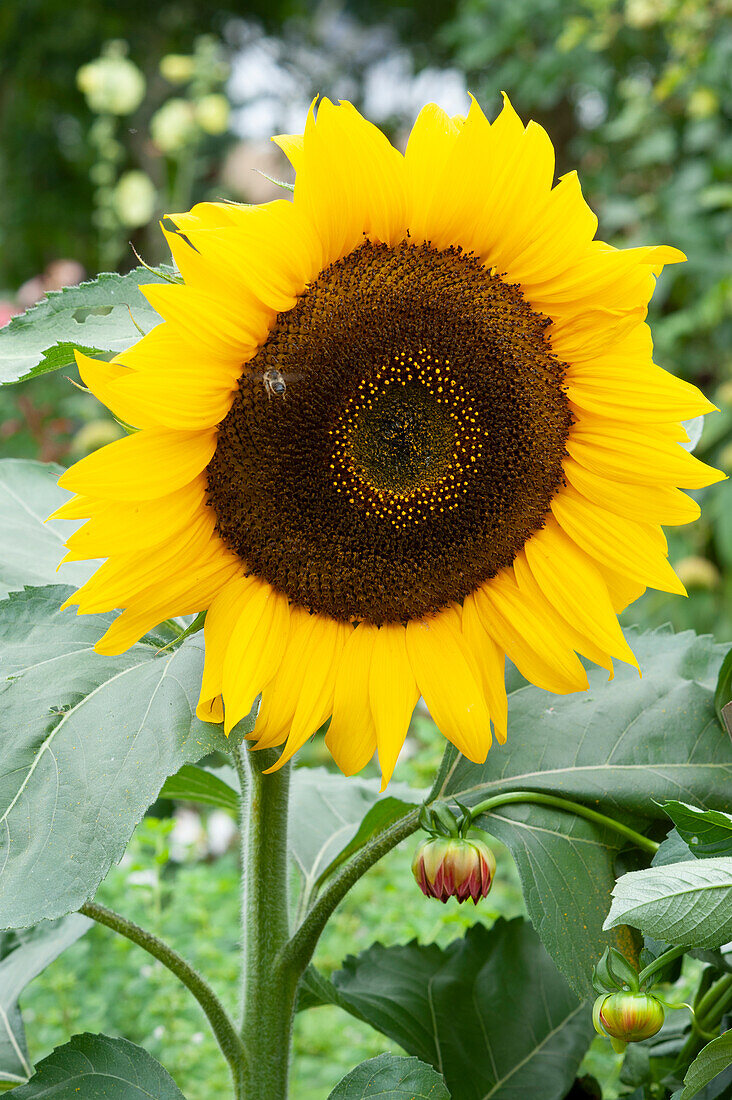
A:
411;836;496;904
593;992;664;1052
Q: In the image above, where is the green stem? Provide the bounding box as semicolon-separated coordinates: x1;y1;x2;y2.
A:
637;944;687;988
282;807;422;975
80;901;245;1091
467;791;659;854
675;973;732;1073
236;746;295;1100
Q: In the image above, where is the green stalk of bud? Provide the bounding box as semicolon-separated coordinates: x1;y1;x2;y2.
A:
592;991;665;1053
411;835;496;904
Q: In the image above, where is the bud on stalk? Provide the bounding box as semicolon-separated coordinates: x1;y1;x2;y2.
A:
593;991;665;1053
411;836;496;904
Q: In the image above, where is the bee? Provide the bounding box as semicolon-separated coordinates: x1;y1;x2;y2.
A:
263;368;287;401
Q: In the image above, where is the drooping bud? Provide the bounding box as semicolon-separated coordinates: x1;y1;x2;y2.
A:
411;836;496;904
593;991;665;1052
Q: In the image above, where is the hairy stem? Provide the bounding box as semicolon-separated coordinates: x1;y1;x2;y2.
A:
282;807;422;974
467;790;659;854
80;901;245;1091
236;747;294;1100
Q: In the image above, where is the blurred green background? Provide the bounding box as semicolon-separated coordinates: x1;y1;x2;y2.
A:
1;1;730;1096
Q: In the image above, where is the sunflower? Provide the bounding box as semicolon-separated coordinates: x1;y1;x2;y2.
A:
54;95;722;786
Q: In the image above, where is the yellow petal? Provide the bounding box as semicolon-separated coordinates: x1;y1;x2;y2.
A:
551;487;686;595
475;573;589;695
406;611;492;763
563;458;700;527
271;132;303;173
63;477;207;561
567;422;725;489
251;605;318;750
522;520;639;668
58;427;217;501
264;615;349;771
460;595;508;743
566;360;716;423
369;623;419;791
222;582;291;734
404;102;461;244
325;623;378;775
141;282;271;356
197;574;258;721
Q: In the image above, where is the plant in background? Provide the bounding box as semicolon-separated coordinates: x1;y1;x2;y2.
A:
0;94;730;1100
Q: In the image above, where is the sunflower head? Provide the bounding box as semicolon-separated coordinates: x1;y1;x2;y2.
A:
55;94;722;786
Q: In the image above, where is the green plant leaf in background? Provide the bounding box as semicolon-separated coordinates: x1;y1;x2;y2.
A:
327;1053;450;1099
603;858;732;948
661;801;732;858
680;1030;732;1100
652;828;694;867
8;1033;185;1099
159;764;239;814
0;460;99;600
289;768;420;918
0;915;90;1090
305;918;593;1100
714;647;732;727
0;267;168;386
0;585;251;930
433;628;731;995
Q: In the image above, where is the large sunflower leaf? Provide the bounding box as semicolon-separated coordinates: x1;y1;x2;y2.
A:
327;1054;450;1099
0;585;248;930
9;1033;185;1099
0;267;168;386
0;915;90;1090
603;858;732;948
0;459;99;600
309;918;593;1100
433;628;731;996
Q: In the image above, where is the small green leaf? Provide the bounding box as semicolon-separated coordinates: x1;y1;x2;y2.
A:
680;1030;732;1099
603;859;732;948
9;1033;185;1098
661;801;732;858
160;764;239;814
327;1054;450;1099
0;916;90;1088
653;828;694;867
0;267;169;386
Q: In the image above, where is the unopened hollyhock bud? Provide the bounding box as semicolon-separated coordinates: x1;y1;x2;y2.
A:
593;992;665;1052
411;836;496;904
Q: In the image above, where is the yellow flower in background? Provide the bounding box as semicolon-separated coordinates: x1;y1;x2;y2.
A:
54;96;723;786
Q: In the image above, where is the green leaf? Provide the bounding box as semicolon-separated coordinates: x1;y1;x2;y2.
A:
159;764;239;814
661;801;732;859
433;627;731;995
653;828;694;867
680;1030;732;1100
0;915;89;1089
0;585;251;929
316;918;594;1100
9;1033;185;1098
288;768;420;916
0;267;168;386
0;460;98;600
714;647;732;726
603;858;732;948
327;1054;450;1099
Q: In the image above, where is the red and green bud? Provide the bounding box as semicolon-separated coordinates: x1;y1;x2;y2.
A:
593;991;665;1052
411;836;496;904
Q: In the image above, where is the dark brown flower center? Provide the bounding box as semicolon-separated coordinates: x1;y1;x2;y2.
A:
206;241;572;624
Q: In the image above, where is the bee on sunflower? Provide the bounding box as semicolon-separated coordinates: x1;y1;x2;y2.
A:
53;95;722;786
